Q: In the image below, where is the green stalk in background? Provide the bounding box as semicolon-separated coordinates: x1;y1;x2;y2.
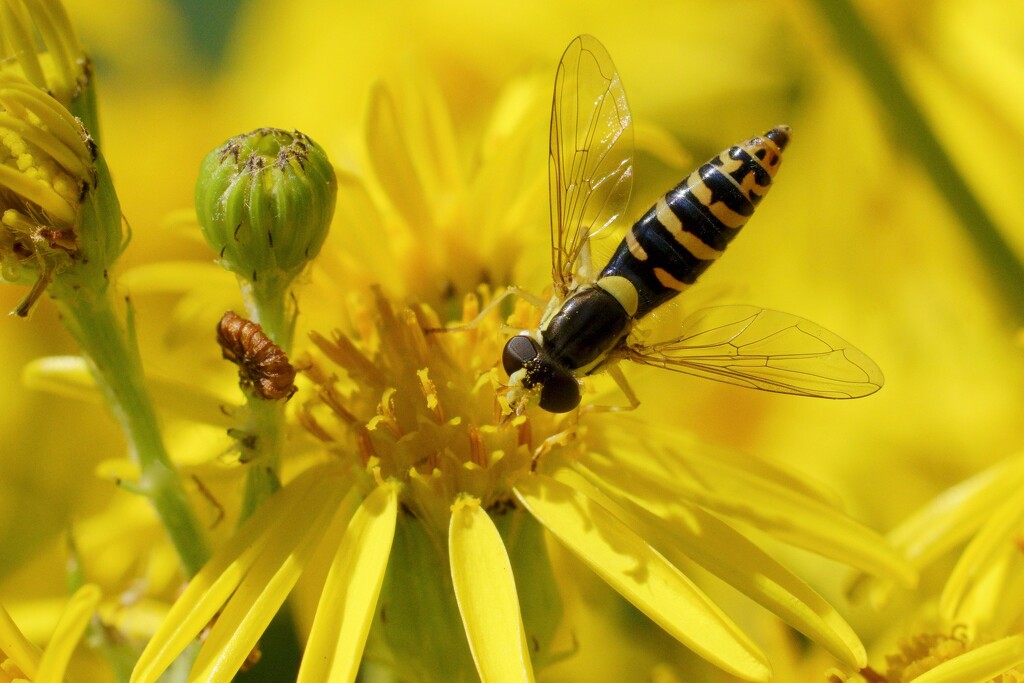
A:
813;0;1024;323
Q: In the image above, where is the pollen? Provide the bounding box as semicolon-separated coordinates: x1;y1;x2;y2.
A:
300;286;576;539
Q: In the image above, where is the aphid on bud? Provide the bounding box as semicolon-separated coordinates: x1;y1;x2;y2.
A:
217;311;297;400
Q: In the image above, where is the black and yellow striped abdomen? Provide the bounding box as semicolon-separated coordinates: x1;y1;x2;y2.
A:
600;125;790;318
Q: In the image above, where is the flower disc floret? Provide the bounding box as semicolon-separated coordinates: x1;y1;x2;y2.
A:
300;287;574;539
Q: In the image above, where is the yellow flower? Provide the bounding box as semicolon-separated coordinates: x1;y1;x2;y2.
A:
0;584;100;682
6;1;1022;681
130;72;914;683
847;631;1024;683
845;452;1024;681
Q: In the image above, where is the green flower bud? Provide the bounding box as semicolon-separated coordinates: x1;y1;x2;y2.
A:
0;72;123;315
195;128;337;294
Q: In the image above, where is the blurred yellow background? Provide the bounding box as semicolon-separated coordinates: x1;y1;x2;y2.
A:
1;0;1022;677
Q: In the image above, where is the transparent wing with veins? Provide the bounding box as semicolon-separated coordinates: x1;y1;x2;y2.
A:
549;34;634;297
621;305;884;399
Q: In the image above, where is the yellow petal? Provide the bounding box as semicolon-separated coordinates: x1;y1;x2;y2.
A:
890;453;1024;568
190;483;354;681
389;62;463;206
908;634;1024;683
562;467;866;668
634;120;691;169
297;484;398;683
131;465;340;683
21;356;98;403
120;261;234;294
514;473;772;683
138;375;235;427
324;170;394;276
585;448;916;588
22;356;233;426
449;496;535;683
597;414;845;510
850;453;1024;607
940;489;1024;620
35;584;101;683
0;603;43;679
366;82;435;231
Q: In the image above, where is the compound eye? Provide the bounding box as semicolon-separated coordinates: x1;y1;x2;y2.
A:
539;369;581;413
502;336;539;375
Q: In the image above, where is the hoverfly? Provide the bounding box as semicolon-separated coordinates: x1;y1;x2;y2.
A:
495;35;883;415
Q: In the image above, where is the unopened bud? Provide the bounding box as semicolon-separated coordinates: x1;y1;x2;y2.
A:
195;129;336;292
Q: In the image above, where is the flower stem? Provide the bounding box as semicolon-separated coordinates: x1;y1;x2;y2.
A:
243;277;296;351
238;397;285;522
812;0;1024;323
237;277;295;522
51;282;209;575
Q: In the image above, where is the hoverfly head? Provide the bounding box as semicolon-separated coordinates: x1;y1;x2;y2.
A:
502;335;581;414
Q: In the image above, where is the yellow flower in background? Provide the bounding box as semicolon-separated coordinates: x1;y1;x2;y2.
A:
839;452;1024;681
0;0;1022;681
843;632;1024;683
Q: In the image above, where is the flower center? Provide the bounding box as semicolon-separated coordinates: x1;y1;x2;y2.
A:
859;630;1024;682
299;286;582;534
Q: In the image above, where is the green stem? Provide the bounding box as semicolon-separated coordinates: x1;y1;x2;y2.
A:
238;397;285;522
237;277;295;522
69;62;101;148
52;283;209;575
243;277;295;352
812;0;1024;323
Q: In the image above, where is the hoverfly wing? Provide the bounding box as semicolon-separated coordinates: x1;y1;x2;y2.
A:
622;305;884;399
549;34;634;297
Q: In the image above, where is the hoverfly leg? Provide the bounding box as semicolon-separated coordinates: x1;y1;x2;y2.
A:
582;364;640;414
424;285;546;334
575;238;595;285
530;419;578;471
12;266;53;317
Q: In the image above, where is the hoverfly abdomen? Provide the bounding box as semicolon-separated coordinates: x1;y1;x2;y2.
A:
600;126;790;318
